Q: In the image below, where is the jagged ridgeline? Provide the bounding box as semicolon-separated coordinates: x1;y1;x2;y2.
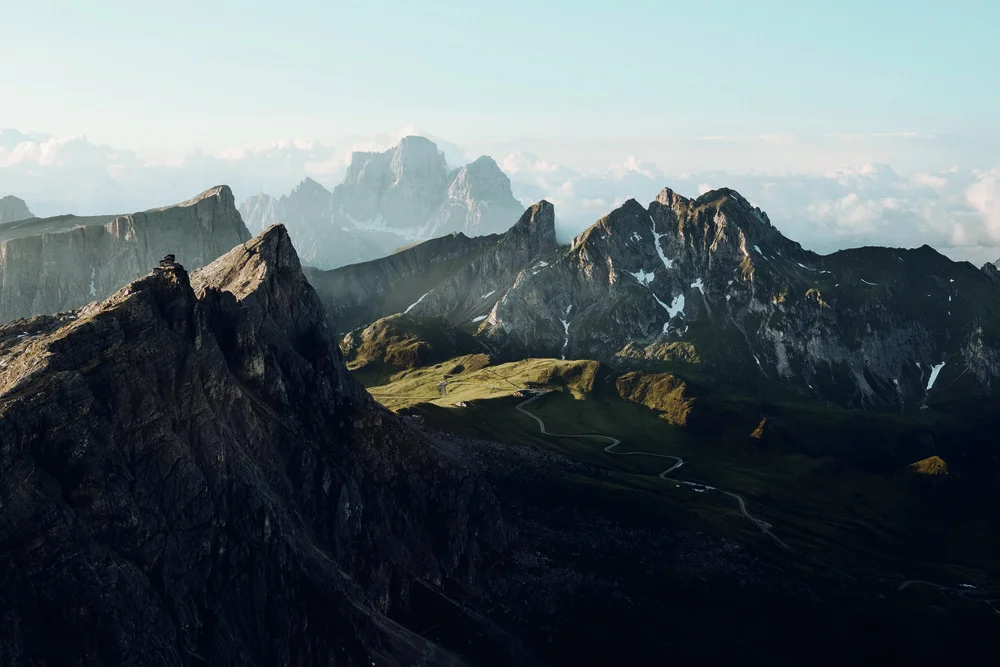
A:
312;187;1000;414
239;136;526;269
0;186;251;324
0;225;511;665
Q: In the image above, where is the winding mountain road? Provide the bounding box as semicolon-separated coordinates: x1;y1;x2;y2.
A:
515;392;790;550
513;391;1000;603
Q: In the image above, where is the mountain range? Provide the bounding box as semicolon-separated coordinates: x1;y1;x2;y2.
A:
317;187;1000;413
2;177;998;664
238;136;525;269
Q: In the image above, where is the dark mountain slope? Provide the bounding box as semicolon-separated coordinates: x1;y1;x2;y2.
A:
305;231;500;334
0;225;512;666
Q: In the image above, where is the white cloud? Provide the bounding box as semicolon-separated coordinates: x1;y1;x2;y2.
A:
1;127;998;265
965;169;1000;241
0;131;343;215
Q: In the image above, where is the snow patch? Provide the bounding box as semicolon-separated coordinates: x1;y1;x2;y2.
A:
630;269;655;286
559;317;571;359
649;291;684;332
89;265;96;297
665;294;686;318
860;279;877;286
690;277;704;294
926;362;946;391
472;315;487;323
481;290;495;299
650;216;675;269
796;262;815;271
404;291;430;314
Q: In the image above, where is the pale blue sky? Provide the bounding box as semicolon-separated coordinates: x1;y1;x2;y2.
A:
3;0;1000;265
2;0;998;154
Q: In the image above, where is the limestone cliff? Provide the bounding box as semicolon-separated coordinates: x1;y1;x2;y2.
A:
0;186;251;324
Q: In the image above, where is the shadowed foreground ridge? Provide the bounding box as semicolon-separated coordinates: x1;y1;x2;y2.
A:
0;224;508;666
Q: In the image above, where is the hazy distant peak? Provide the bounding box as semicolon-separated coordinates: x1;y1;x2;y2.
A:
0;195;33;224
156;185;234;211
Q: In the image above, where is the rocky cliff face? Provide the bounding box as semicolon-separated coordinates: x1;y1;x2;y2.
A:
426;156;526;239
306;231;500;334
239;137;525;269
0;186;251;324
984;261;1000;286
0;195;32;224
409;202;559;332
369;188;1000;410
0;225;508;665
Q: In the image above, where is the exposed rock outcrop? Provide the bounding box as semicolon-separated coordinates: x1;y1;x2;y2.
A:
239;137;525;269
409;201;559;330
0;186;251;324
0;224;508;665
426;156;526;239
982;260;1000;286
306;231;500;334
0;195;32;224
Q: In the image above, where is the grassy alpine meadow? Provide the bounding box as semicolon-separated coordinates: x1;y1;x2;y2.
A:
359;352;1000;597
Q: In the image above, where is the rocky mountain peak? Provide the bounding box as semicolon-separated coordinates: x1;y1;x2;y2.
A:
447;155;512;196
393;134;445;167
982;260;1000;286
464;154;501;171
293;176;331;195
241;137;525;269
160;184;237;211
193;223;302;297
0;194;33;224
654;186;692;209
503;199;557;252
0;222;508;664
